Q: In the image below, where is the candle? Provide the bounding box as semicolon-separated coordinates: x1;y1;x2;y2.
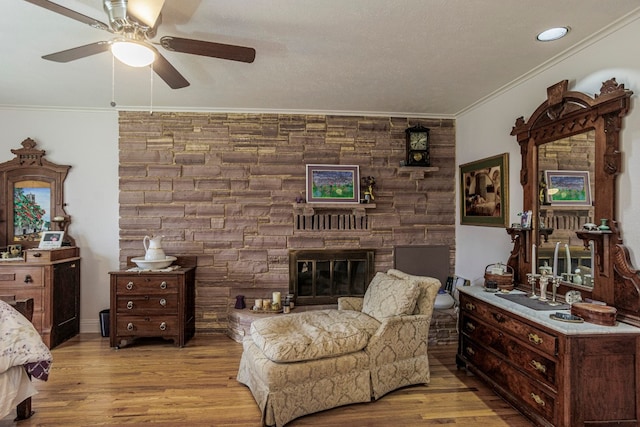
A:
531;243;537;275
552;242;560;277
565;244;571;276
272;292;281;306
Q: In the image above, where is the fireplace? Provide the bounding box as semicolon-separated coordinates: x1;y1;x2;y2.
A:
289;249;375;305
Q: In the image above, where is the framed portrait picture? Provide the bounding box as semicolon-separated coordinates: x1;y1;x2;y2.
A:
459;153;509;227
544;170;592;206
306;164;360;203
39;231;64;249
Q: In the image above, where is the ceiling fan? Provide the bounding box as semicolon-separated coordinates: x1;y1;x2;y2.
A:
24;0;256;89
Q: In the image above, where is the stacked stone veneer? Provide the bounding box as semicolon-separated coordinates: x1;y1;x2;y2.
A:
118;112;456;333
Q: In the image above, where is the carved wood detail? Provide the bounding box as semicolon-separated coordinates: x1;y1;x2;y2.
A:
510;78;640;326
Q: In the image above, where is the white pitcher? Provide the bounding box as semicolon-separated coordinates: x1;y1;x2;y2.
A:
143;235;166;261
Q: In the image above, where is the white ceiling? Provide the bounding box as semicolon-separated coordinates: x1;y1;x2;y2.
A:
2;0;640;117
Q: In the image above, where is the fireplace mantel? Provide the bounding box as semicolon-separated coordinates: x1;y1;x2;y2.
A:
293;204;375;232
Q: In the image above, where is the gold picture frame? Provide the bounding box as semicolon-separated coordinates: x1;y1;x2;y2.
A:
459;153;509;227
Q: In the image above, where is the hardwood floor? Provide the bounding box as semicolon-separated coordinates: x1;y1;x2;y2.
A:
1;334;533;426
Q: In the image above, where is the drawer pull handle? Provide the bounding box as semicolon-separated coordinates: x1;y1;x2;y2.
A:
528;333;543;345
465;347;475;356
159;298;167;307
530;360;547;374
32;252;42;258
126;282;134;290
24;275;33;283
530;393;546;407
465;302;476;311
492;313;505;323
159;322;167;331
465;322;476;332
127;322;134;331
127;301;134;310
160;281;167;289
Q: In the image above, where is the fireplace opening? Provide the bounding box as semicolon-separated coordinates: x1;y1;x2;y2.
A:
289;249;375;306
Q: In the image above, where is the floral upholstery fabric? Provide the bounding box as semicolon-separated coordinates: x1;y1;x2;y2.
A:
237;269;440;427
251;309;380;363
362;271;420;320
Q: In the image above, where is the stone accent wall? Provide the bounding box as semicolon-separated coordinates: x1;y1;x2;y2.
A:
118;112;456;333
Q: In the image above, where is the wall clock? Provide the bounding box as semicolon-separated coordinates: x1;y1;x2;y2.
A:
405;125;430;166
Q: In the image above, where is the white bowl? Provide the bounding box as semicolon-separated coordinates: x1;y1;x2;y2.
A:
131;256;177;270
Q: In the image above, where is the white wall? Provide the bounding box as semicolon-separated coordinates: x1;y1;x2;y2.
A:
0;109;119;332
456;15;640;285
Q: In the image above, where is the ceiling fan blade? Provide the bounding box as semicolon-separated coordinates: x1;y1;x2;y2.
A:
152;50;190;89
42;41;111;62
160;36;256;63
23;0;113;32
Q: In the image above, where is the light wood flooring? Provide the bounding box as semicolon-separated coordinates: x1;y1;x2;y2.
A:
1;334;533;426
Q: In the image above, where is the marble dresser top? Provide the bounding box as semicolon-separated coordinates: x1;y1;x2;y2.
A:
458;285;640;335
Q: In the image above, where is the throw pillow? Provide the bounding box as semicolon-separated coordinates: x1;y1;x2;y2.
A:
362;272;420;320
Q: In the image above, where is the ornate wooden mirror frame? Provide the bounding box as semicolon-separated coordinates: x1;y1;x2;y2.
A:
507;78;640;327
0;138;74;250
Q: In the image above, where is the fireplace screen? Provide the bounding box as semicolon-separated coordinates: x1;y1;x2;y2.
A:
289;249;375;305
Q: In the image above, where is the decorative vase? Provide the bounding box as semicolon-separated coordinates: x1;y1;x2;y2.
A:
235;295;246;309
434;288;455;310
598;219;610;231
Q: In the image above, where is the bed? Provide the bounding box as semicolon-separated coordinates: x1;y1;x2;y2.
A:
0;298;52;420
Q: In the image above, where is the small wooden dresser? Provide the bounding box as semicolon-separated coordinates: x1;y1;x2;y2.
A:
457;285;640;427
0;247;80;349
109;259;195;349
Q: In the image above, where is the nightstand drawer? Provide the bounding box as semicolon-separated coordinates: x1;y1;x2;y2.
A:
115;276;179;294
115;294;178;313
116;316;179;336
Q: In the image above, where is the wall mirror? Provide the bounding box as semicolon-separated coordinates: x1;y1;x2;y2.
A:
0;138;74;250
537;131;596;288
508;78;640;326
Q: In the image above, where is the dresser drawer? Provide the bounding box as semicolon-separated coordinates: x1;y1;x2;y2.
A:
115;276;179;294
116;316;179;337
115;294;178;314
461;294;558;356
0;267;44;286
461;336;556;422
461;313;557;388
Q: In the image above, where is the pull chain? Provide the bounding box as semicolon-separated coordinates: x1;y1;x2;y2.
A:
110;54;116;107
149;64;153;114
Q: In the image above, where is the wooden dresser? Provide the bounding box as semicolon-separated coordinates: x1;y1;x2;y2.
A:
0;247;80;349
109;265;195;349
457;286;640;427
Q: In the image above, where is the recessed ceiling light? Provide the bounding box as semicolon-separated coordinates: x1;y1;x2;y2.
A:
537;27;570;42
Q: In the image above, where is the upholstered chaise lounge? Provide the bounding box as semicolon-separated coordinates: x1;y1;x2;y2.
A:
236;269;440;426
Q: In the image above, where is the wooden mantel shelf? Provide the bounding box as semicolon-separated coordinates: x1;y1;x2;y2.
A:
398;166;439;179
293;203;375;215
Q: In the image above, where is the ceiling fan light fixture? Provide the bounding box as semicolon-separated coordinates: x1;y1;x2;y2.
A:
111;39;155;67
537;27;570;42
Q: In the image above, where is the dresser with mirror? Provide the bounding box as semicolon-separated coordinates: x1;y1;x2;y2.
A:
457;79;640;426
0;138;80;348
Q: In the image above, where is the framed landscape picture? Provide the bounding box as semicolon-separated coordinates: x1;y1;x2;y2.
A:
459;153;509;227
306;164;360;203
544;170;592;206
